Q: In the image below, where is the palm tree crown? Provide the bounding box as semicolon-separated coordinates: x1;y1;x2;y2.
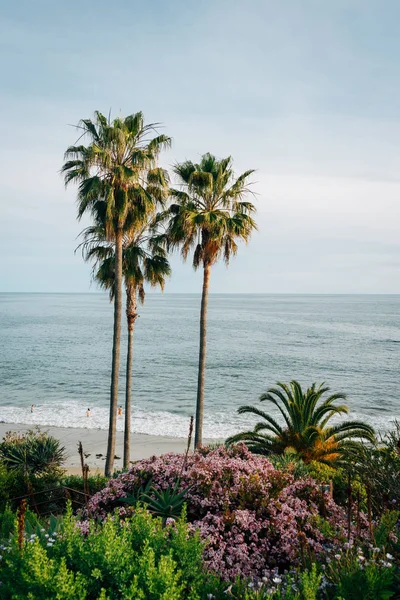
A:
227;381;375;465
62;111;171;236
161;153;256;267
80;221;171;304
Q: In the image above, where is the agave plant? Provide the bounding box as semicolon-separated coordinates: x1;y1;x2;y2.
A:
142;481;190;525
227;381;376;465
119;479;190;525
25;513;64;543
118;479;153;506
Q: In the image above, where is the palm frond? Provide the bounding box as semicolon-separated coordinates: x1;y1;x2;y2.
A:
227;380;376;466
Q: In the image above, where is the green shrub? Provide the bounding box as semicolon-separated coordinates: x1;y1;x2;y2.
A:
344;422;400;516
0;504;15;542
0;428;65;497
0;463;24;510
270;457;368;511
0;504;51;544
324;545;396;599
0;504;208;599
62;474;109;496
1;502;398;599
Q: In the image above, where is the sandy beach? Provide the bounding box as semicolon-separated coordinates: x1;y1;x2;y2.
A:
0;422;209;473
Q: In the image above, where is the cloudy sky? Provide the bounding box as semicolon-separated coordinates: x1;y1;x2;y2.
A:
0;0;399;293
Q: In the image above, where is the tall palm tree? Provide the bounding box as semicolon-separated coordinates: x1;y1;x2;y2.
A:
159;153;256;448
79;215;170;469
62;111;171;475
226;380;376;465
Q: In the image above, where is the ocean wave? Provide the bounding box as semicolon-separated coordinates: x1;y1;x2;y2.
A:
0;401;398;439
0;401;247;439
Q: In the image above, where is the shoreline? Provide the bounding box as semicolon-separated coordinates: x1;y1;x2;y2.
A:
0;422;213;472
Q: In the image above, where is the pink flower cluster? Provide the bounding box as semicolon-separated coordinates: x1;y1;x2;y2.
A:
85;444;351;580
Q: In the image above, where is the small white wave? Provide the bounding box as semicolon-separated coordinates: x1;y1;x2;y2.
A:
0;400;249;439
0;401;398;439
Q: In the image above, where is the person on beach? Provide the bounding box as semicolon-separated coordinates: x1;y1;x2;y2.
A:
30;404;34;413
86;408;91;417
118;406;123;417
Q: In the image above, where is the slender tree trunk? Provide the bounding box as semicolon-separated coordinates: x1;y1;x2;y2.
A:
124;285;137;470
105;229;123;476
195;264;211;449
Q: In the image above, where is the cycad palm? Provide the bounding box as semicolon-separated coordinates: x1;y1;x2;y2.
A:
62;111;171;475
159;153;256;448
80;218;171;469
227;381;375;465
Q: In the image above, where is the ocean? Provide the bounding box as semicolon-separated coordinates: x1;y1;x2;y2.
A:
0;293;399;438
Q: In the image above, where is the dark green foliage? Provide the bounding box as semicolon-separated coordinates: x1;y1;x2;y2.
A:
119;480;190;525
326;557;395;600
269;453;311;479
0;504;43;543
62;474;109;497
346;422;400;516
159;153;257;270
0;504;16;542
117;479;153;506
322;514;399;600
0;429;66;503
0;428;65;480
142;482;190;525
25;513;65;542
0;464;24;510
374;511;400;548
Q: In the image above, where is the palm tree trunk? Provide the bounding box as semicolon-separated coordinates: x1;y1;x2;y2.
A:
105;229;123;476
124;286;137;470
195;264;211;448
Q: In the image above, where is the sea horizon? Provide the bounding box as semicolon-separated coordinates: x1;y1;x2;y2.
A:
1;292;399;296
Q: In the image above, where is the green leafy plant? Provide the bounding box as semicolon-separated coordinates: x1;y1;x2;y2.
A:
374;510;400;548
0;429;65;494
346;422;400;516
0;463;23;510
118;479;153;506
119;480;191;525
227;381;375;465
62;473;109;496
300;564;321;600
325;547;396;600
142;481;190;524
0;503;208;599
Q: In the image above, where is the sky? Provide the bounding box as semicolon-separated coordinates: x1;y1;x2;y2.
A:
0;0;399;293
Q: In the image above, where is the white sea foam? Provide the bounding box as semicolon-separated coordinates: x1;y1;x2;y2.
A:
0;401;397;439
0;400;251;439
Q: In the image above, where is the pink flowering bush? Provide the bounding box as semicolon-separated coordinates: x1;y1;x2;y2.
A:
85;444;358;580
